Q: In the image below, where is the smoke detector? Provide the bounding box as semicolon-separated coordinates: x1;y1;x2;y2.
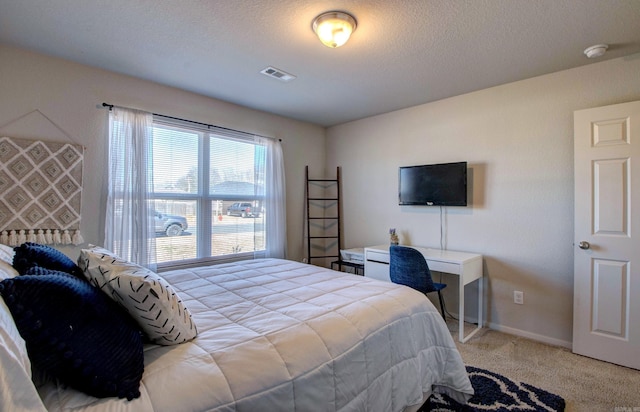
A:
260;66;297;82
584;44;608;59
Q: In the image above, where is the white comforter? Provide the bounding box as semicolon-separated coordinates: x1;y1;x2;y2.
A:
39;258;473;411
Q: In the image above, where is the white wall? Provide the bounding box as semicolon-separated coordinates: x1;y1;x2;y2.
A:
326;54;640;346
0;44;325;262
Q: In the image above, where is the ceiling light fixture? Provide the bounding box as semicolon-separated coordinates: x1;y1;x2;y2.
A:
584;44;608;58
312;11;357;48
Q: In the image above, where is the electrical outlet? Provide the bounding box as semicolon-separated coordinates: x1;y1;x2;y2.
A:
514;291;524;305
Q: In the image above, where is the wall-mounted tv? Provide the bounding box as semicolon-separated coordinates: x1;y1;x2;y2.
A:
398;161;467;206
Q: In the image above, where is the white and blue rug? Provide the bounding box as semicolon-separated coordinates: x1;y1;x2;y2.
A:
424;366;566;411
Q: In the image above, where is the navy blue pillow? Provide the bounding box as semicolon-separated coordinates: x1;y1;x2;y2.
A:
12;242;84;278
0;272;144;400
23;266;72;277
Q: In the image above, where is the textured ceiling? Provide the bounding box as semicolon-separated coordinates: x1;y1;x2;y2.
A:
1;0;640;126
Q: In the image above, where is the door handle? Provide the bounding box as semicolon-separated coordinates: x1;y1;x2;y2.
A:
578;241;590;250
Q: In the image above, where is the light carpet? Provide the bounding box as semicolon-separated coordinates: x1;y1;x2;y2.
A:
450;322;640;412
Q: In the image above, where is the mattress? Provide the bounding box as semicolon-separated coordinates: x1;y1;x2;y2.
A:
38;258;473;411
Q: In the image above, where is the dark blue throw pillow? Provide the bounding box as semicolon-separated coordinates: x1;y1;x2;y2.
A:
12;242;84;278
0;272;144;400
23;266;73;277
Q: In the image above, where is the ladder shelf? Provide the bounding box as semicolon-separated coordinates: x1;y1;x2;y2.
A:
305;166;342;268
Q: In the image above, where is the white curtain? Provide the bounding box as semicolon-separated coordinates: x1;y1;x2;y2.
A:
259;137;287;258
106;107;156;268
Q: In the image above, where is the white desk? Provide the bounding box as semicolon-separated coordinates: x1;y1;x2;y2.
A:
364;244;483;343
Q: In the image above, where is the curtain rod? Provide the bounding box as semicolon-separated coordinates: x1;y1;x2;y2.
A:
101;102;280;141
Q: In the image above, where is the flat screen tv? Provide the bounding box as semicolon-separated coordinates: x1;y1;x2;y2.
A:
398;161;467;206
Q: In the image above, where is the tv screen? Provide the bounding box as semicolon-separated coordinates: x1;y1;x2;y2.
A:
398;162;467;206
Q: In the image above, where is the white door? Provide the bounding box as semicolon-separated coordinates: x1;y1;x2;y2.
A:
573;100;640;369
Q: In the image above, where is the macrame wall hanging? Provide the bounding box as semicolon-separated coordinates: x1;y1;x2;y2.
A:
0;136;84;246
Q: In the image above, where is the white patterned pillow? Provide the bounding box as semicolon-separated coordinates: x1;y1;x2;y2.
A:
78;246;197;345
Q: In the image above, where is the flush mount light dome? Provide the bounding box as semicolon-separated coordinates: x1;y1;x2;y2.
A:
312;11;357;48
584;44;608;58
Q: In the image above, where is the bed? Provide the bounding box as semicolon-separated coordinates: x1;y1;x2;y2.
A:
1;248;473;411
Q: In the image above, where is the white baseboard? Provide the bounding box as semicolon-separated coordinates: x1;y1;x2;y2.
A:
445;307;573;349
486;322;572;349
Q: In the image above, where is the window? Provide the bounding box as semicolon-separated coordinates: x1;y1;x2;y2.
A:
151;119;268;267
107;106;285;269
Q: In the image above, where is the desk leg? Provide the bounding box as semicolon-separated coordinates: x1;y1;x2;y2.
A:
458;277;464;343
478;277;483;329
459;278;483;343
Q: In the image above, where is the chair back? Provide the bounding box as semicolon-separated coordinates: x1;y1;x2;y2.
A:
389;245;437;293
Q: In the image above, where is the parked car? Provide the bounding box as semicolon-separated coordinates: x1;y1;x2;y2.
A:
226;202;260;218
153;211;188;236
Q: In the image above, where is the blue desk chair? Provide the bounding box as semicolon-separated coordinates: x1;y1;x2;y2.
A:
389;245;447;319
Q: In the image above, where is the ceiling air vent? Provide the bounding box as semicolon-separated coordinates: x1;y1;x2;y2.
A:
260;66;296;82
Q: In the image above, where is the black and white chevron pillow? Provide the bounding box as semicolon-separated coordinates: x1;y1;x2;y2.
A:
78;246;197;345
